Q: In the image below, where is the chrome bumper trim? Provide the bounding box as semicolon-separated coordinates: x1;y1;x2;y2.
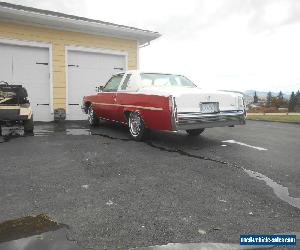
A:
174;111;246;130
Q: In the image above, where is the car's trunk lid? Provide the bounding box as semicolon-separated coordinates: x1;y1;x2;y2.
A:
138;86;242;112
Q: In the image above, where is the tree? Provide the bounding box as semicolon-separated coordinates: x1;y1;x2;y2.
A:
271;97;279;108
295;90;300;112
288;92;296;112
253;91;258;103
266;91;272;107
278;91;284;100
277;91;284;107
296;90;300;104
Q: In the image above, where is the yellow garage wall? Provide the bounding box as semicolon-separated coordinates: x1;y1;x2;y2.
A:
0;21;138;110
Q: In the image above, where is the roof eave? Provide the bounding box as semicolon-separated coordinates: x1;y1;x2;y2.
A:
0;5;161;45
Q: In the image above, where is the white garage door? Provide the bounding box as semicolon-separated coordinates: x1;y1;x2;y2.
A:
67;50;126;120
0;43;52;121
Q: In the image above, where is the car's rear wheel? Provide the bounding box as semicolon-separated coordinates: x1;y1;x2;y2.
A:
24;115;34;134
128;112;145;141
88;106;99;126
186;128;205;136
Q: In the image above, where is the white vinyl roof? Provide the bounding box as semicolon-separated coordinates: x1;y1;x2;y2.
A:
0;2;161;45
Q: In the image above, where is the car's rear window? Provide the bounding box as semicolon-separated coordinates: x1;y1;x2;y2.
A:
140;73;196;88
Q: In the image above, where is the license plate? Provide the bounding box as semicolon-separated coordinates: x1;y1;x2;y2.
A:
200;102;219;113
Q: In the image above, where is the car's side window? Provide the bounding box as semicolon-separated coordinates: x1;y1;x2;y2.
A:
120;74;132;90
102;74;124;92
124;75;140;92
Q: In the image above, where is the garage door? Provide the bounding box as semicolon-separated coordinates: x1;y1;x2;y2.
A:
0;43;52;121
67;50;126;120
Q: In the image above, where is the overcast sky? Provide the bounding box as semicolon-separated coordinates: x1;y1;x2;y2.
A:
4;0;300;93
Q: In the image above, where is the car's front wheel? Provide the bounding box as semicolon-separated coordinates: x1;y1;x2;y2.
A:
88;106;99;126
186;128;205;136
128;112;146;141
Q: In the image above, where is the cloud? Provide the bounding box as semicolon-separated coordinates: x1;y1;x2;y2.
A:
4;0;88;16
155;0;300;37
2;0;300;92
5;0;300;35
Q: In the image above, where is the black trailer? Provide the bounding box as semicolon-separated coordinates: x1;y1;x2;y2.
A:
0;81;34;135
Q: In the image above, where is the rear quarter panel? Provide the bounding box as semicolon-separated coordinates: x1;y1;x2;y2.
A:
117;93;172;130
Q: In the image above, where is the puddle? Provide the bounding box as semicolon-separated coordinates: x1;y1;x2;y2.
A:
33;129;54;137
0;123;93;138
243;169;300;210
0;214;83;250
66;128;91;136
34;128;91;136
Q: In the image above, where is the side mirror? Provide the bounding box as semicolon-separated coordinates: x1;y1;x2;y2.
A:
95;86;104;92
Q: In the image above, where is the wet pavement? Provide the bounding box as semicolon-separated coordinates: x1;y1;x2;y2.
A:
243;169;300;210
0;120;299;249
0;214;83;250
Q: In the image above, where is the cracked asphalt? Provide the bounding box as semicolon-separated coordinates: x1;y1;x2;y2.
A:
0;120;299;249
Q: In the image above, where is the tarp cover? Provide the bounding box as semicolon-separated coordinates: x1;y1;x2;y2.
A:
0;83;28;105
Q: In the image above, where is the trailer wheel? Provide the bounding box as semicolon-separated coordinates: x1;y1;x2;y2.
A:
24;116;34;134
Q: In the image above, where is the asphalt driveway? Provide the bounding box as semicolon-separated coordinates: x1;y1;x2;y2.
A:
0;120;299;249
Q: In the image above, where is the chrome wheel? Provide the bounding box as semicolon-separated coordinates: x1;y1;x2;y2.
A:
128;112;145;140
88;107;94;124
129;112;141;136
88;106;98;126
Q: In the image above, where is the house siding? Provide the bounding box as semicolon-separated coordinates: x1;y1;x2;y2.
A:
0;21;137;110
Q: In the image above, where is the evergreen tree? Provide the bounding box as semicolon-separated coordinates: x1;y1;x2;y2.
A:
296;90;300;103
295;90;300;111
288;92;295;112
277;91;284;107
253;91;258;103
266;91;272;107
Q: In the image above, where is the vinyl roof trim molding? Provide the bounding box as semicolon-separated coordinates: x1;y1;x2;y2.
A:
0;2;161;45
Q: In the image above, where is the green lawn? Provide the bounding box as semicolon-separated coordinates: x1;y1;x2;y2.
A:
247;115;300;123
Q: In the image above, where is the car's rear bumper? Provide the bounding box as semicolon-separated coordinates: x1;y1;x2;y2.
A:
173;111;246;130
